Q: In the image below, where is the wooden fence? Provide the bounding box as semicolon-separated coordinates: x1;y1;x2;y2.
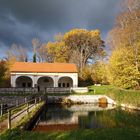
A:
0;96;32;116
6;96;44;129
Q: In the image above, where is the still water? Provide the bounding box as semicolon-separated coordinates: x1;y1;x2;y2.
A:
32;104;140;132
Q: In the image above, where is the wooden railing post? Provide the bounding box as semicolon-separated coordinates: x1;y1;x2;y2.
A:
45;87;46;94
27;102;29;115
16;100;19;107
0;103;3;116
25;97;27;103
35;98;37;106
8;110;11;129
39;97;41;102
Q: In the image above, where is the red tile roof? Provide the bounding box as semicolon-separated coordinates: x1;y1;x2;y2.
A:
10;62;78;73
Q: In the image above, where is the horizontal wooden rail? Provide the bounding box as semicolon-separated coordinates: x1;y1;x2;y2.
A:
7;96;44;129
0;97;29;116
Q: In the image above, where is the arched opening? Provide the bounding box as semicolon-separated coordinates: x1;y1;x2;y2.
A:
16;76;33;88
58;77;73;88
37;77;54;91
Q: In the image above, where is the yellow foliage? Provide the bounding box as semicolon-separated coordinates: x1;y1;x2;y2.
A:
64;28;100;41
108;46;140;89
91;61;108;84
63;28;104;70
45;41;69;63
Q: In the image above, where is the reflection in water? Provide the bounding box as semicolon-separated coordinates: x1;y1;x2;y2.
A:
32;104;140;132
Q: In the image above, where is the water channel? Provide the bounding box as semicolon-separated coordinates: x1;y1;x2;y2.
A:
32;104;140;132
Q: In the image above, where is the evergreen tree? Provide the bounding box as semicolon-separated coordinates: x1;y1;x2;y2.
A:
33;53;36;63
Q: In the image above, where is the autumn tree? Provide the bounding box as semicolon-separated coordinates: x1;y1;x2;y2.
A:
46;41;69;63
91;61;108;85
0;60;11;87
39;33;69;63
63;29;105;74
107;0;140;89
4;44;28;86
37;44;52;62
0;60;7;86
78;65;93;86
78;61;109;86
6;44;28;62
108;46;140;89
32;38;40;62
108;0;140;68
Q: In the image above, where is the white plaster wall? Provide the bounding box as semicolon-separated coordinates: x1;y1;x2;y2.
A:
11;75;16;87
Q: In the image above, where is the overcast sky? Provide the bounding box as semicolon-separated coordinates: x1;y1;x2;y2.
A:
0;0;122;58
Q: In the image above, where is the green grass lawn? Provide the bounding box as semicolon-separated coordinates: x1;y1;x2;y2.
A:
1;127;140;140
87;85;140;107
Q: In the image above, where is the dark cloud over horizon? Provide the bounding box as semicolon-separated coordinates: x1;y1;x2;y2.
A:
0;0;122;58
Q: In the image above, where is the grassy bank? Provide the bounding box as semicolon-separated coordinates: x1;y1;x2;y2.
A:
1;127;140;140
87;85;140;107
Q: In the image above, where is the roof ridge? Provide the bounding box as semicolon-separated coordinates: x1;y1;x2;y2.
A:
14;62;76;65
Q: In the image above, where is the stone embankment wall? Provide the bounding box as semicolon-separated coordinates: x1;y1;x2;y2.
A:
120;104;140;111
48;95;115;104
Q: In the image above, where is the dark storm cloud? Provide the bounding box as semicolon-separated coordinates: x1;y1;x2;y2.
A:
0;0;122;57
